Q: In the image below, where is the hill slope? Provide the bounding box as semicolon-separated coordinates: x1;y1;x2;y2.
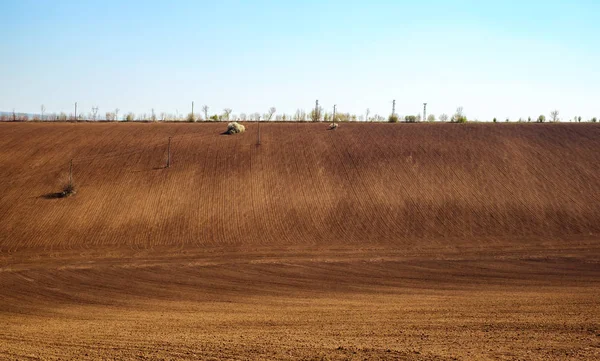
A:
1;122;599;251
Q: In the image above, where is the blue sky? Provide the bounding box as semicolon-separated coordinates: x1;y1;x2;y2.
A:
1;0;599;120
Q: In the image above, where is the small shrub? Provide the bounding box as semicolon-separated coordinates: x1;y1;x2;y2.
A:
456;116;467;123
310;107;323;122
592;117;597;123
388;114;399;123
225;122;245;134
537;115;545;123
210;114;219;122
493;118;497;123
405;115;417;123
61;183;76;197
187;113;196;122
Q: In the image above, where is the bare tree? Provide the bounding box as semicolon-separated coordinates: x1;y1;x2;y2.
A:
91;106;99;121
265;107;276;121
427;114;436;122
310;106;323;122
294;109;306;121
114;108;120;121
151;109;157;122
40;105;46;121
223;108;233;121
365;108;370;122
202;105;209;121
550;110;560;122
239;113;247;121
439;114;448;122
451;107;465;123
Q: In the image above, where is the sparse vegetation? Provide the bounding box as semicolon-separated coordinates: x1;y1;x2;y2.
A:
61;182;76;198
310;106;323;122
265;107;276;121
223;108;233;121
4;103;598;126
294;109;306;121
451;107;467;123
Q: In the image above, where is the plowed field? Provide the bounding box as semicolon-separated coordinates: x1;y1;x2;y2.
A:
1;122;599;360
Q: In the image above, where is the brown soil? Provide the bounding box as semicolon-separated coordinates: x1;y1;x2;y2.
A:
1;122;599;360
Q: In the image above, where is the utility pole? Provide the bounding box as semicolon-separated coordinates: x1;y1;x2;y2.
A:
392;100;396;117
423;103;427;123
191;101;194;119
167;137;171;168
257;115;261;145
69;159;73;188
74;102;77;121
315;99;319;121
333;104;336;124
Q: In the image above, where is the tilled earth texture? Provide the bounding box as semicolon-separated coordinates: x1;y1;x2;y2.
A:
1;122;599;360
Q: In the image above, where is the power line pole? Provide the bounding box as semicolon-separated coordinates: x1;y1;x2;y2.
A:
167;137;171;168
191;101;194;119
74;102;77;121
69;159;73;188
333;104;336;124
392;100;396;117
257;115;261;145
423;103;427;122
315;99;319;121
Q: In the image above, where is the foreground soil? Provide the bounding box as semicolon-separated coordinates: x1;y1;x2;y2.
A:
1;122;599;360
1;245;599;360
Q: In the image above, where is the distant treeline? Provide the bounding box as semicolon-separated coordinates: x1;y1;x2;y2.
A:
1;107;597;123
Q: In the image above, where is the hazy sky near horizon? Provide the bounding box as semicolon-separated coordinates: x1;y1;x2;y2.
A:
2;0;599;121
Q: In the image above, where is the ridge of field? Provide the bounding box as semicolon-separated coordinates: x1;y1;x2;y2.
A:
0;122;599;252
